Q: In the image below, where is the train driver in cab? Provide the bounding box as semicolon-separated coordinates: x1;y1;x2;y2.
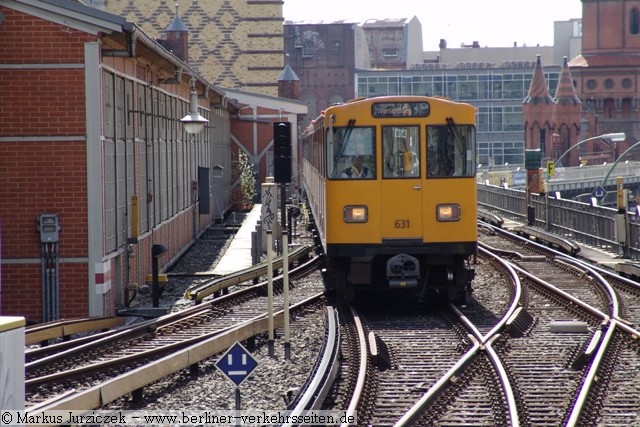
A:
341;151;373;178
341;141;375;179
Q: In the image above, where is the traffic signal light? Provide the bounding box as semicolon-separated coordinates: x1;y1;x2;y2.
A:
274;121;291;183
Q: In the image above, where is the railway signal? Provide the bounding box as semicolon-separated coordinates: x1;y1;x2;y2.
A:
546;160;555;177
216;341;259;413
273;121;292;183
216;341;259;386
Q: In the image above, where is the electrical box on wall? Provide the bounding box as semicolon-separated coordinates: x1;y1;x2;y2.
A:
38;214;60;243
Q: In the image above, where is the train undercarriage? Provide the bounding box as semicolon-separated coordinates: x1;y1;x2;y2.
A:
326;253;475;304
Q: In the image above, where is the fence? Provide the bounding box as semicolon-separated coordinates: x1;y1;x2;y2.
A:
477;183;640;260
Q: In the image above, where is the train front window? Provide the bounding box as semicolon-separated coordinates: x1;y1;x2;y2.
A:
382;126;420;178
327;126;376;179
426;123;476;178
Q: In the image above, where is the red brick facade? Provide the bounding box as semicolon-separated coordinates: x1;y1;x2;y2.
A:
525;0;640;167
0;9;93;321
0;3;232;323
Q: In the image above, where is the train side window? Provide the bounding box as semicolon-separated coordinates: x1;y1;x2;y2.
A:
426;124;476;178
327;126;376;179
382;126;420;178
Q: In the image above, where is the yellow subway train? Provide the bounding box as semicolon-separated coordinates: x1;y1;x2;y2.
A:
300;96;477;302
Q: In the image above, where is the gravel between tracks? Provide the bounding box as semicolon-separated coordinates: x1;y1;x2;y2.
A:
105;223;326;416
103;220;503;421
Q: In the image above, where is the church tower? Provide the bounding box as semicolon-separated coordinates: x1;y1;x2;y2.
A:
581;0;640;56
552;57;582;166
522;55;553;156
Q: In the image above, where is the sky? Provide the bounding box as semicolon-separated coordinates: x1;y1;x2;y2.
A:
283;0;582;50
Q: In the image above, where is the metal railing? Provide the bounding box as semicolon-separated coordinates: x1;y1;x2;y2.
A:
478;183;640;260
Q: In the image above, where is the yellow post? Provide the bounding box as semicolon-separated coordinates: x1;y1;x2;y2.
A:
616;177;626;210
131;195;139;239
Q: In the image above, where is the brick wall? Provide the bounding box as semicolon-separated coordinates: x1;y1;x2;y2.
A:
0;8;94;322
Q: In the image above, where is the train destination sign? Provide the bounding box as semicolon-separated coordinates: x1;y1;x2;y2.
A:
371;102;430;118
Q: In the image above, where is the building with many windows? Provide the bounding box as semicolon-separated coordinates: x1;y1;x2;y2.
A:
285;16;581;166
356;58;561;167
355;18;581;167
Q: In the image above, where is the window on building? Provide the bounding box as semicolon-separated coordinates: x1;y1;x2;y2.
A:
478;75;490;100
331;41;341;55
383;48;399;58
477;108;490;132
328;93;344;105
631;8;640;35
503;107;522;131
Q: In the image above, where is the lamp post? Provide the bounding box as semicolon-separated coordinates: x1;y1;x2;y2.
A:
180;79;208;253
180;80;208;135
545;132;626;230
599;140;640;190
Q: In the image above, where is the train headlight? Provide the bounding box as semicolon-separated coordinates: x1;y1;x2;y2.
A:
436;204;461;222
344;205;368;223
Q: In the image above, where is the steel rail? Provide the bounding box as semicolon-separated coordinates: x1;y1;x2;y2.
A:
26;255;321;373
25;316;125;346
554;256;620;426
339;306;368;427
27;293;326;416
282;307;340;426
183;245;310;303
395;246;523;426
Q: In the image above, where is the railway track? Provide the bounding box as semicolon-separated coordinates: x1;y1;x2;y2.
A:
315;223;640;425
478;224;640;426
26;253;325;413
26;246;313;362
323;246;520;426
24;216;640;425
25;316;125;347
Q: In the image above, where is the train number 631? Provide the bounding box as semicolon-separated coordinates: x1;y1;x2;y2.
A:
394;219;410;228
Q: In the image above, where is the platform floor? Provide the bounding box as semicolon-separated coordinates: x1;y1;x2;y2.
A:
212;204;262;276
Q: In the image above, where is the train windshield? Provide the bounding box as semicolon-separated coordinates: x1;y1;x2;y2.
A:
426;122;476;178
328;126;376;179
382;126;420;178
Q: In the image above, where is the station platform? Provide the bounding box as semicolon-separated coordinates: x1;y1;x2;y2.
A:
212;204;262;275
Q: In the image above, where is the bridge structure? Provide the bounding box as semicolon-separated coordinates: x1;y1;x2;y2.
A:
479;161;640;207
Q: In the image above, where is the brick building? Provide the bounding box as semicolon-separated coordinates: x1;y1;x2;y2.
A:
283;20;371;126
361;17;423;70
523;0;640;168
0;0;234;322
96;0;307;201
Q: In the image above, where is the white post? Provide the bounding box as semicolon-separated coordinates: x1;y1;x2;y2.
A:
0;317;25;410
261;180;277;253
266;231;275;357
282;231;290;360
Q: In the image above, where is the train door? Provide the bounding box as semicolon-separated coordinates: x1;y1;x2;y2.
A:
380;125;422;239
